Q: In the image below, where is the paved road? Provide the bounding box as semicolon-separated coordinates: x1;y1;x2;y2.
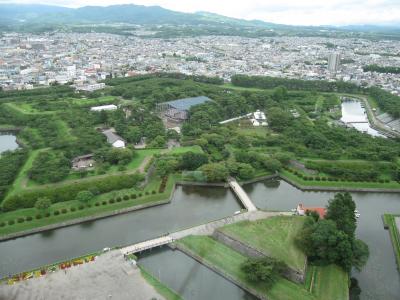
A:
0;251;164;300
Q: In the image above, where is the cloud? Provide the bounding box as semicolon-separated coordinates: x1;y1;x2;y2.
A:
1;0;399;25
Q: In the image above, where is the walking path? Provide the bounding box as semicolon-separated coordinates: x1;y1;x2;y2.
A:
228;178;257;212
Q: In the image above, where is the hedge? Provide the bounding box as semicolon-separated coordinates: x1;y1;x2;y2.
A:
2;173;144;212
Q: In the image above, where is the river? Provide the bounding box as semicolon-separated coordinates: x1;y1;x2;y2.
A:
0;181;399;300
0;134;19;154
341;99;385;138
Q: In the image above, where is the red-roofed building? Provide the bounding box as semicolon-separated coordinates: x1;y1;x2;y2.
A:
297;203;326;219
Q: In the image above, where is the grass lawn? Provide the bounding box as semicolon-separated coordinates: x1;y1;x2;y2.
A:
71;96;117;107
305;265;349;300
140;267;183;300
383;214;400;270
280;170;400;190
0;174;179;237
219;216;307;272
169;145;203;154
178;236;315;300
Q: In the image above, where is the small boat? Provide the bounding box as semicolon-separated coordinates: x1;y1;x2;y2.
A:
234;210;241;215
354;210;359;213
355;213;361;218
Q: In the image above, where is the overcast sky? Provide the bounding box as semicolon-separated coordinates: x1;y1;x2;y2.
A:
2;0;400;26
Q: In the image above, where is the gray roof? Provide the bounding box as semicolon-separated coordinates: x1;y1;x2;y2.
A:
165;96;212;111
102;129;124;144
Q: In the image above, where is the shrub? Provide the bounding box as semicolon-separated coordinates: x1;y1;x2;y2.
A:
61;208;68;214
0;222;5;227
2;173;144;211
152;190;156;194
102;201;107;206
8;220;15;225
87;204;92;208
17;217;25;223
36;214;42;220
116;198;122;202
45;212;51;218
78;205;84;210
26;216;33;221
145;191;150;195
123;195;129;200
95;202;100;207
70;207;76;212
109;199;115;204
54;210;60;216
130;194;137;199
138;193;142;197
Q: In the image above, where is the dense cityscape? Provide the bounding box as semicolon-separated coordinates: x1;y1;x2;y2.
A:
1;32;400;94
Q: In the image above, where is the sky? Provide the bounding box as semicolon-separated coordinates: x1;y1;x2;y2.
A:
1;0;400;26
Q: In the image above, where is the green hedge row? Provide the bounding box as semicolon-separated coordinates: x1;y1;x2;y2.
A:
2;173;144;212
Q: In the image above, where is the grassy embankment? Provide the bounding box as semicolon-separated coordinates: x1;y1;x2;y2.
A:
140;267;183;300
177;216;349;300
0;174;179;237
219;216;306;272
280;169;400;190
178;235;314;300
383;214;400;270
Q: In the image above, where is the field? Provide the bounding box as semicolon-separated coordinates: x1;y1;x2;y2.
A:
219;216;307;271
178;235;315;300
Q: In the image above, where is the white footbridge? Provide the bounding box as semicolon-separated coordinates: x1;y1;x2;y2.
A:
228;178;257;212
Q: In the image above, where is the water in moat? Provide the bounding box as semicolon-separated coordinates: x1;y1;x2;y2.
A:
0;180;399;300
138;247;256;300
0;134;19;153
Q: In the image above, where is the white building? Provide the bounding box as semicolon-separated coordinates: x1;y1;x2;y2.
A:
250;110;268;127
90;104;118;112
328;53;340;72
102;129;125;148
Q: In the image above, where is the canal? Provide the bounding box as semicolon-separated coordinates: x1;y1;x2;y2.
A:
0;180;399;300
0;134;19;154
341;99;385;137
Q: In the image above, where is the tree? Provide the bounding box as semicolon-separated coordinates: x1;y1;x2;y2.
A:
199;163;229;182
267;107;291;132
156;158;179;177
241;257;286;287
326;192;356;238
180;152;208;171
237;163;255;180
272;86;288;101
352;239;369;271
76;190;94;203
35;197;52;211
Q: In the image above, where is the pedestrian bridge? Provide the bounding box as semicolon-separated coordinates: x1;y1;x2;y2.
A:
120;236;173;256
228;178;257;212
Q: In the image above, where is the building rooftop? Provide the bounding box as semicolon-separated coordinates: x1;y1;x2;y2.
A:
164;96;212;111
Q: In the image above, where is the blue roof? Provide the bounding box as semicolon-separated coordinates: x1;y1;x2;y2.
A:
165;96;212;111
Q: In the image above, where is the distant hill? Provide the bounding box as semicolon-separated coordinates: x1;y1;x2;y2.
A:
0;3;399;39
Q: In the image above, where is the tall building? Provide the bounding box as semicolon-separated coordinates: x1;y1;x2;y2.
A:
328;53;340;72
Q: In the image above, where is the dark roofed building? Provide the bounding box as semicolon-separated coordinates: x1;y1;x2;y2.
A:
156;96;212;121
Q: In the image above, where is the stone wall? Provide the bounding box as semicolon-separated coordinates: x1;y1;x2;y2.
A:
213;230;305;284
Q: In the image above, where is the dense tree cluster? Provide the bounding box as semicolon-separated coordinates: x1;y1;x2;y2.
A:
29;151;70;184
368;87;400;118
363;64;400;74
241;257;286;288
0;149;28;202
297;193;369;272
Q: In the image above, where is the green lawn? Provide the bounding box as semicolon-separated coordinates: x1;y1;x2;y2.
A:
306;265;349;300
219;216;307;272
169;145;203;154
140;267;183;300
0;175;179;237
383;214;400;270
178;236;315;300
280;170;400;190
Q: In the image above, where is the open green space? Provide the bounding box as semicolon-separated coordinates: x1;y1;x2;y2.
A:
140;267;183;300
219;216;307;271
383;214;400;270
178;235;315;300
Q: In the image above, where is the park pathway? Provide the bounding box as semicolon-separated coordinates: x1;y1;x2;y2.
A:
228;178;257;212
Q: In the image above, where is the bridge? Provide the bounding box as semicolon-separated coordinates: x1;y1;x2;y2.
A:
120;236;173;256
228;178;257;212
120;210;289;256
